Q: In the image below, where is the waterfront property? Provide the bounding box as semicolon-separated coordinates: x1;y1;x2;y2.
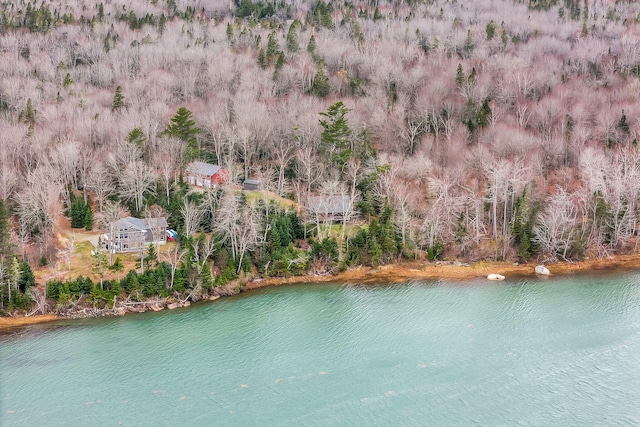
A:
106;216;168;252
185;161;228;188
305;194;353;222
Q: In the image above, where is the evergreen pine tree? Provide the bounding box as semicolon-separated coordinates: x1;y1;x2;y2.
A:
165;107;200;160
468;67;477;85
126;127;146;149
63;73;73;88
455;64;464;88
512;189;535;261
310;64;331;97
108;257;125;277
286;20;299;52
476;98;492;128
112;86;126;111
128;274;141;298
269;219;282;251
518;225;532;262
307;35;318;61
373;6;383;21
159;14;166;34
319;101;353;167
0;199;13;261
266;31;280;62
18;261;36;293
70;199;87;228
145;244;158;268
84;205;93;230
618;110;630;133
486;20;496;40
464;29;474;55
455;212;468;244
321;6;333;28
367;235;382;265
257;48;267;68
199;263;214;293
7;256;21;307
103;33;111;53
23;98;35;125
500;22;508;48
226;22;233;41
275;51;286;72
380;224;398;259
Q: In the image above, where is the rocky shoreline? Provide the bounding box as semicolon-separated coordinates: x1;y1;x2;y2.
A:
3;255;640;331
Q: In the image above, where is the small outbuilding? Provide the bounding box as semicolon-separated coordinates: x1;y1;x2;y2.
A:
243;179;261;191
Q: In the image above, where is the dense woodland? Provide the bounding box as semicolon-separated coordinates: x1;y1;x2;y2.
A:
2;0;640;313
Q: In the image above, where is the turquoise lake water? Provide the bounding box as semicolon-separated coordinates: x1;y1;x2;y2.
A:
2;274;640;426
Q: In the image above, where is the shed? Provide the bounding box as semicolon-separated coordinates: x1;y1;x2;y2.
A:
243;179;261;191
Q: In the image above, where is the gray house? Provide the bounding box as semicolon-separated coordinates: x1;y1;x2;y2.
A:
108;216;168;252
305;195;353;222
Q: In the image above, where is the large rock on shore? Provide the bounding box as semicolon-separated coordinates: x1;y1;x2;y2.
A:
535;265;551;276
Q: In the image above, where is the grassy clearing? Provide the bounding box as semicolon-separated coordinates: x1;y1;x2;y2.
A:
243;190;298;210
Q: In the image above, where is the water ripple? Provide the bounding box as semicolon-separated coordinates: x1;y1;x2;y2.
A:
2;275;640;425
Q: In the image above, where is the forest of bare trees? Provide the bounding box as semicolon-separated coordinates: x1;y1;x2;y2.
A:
2;0;640;310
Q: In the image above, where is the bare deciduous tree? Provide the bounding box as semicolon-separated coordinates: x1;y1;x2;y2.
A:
533;187;580;262
156;136;184;200
15;167;62;250
164;243;188;290
181;199;204;237
119;160;156;213
215;189;263;273
86;163;115;212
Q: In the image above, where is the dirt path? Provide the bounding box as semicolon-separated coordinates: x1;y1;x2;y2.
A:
55;216;103;247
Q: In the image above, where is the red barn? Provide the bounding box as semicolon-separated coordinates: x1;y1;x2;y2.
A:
185;161;228;188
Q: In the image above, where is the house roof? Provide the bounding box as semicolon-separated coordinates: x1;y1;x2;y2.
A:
187;161;222;177
243;179;261;185
113;216;168;231
305;195;352;215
